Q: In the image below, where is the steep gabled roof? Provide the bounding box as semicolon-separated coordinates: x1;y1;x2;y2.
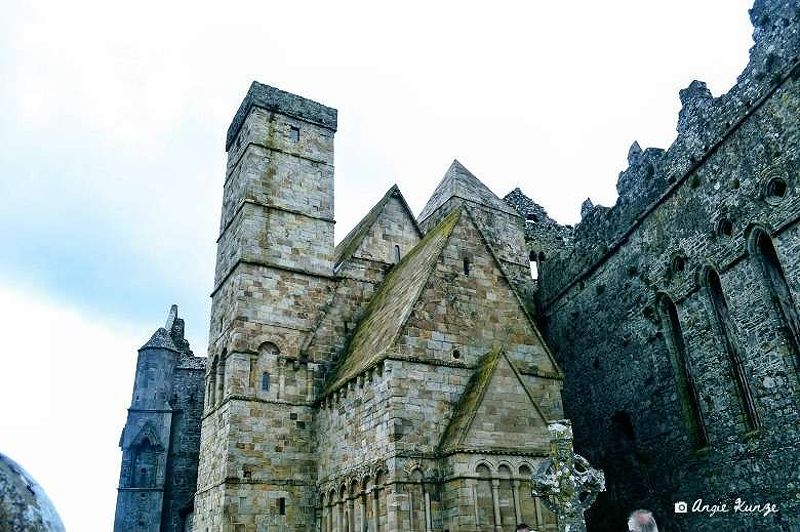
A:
418;160;521;223
438;347;503;453
333;185;421;269
139;327;179;352
325;209;462;393
438;348;550;454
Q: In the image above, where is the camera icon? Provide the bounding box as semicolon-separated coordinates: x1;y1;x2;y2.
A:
674;501;688;514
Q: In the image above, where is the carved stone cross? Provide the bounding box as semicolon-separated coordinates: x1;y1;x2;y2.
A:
531;420;605;532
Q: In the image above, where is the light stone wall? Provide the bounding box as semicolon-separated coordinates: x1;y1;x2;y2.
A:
196;85;337;531
353;195;421;265
398;209;559;376
316;366;393;485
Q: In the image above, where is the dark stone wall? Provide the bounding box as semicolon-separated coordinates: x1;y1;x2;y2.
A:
161;364;205;531
510;2;800;530
114;309;205;532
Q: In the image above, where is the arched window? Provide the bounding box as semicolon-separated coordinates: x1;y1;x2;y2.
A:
658;294;708;448
705;268;760;431
752;229;800;370
394;244;401;264
207;357;217;409
215;349;227;407
253;342;280;396
475;464;494;527
131;438;158;488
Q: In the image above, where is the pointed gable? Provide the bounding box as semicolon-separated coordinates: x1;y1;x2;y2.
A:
439;348;549;454
333;185;421;270
418;160;521;225
325;210;462;393
396;207;561;375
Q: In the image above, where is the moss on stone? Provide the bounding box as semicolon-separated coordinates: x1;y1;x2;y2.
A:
325;208;462;393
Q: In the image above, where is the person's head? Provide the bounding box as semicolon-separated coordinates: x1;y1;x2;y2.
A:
627;509;658;532
515;524;532;532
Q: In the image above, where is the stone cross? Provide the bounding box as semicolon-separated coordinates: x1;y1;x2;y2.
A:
531;420;605;532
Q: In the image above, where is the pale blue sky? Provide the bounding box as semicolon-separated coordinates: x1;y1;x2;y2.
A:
0;1;753;530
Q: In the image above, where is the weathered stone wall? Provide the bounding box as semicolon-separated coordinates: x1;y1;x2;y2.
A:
195;83;338;531
115;310;205;532
315;365;393;485
512;3;800;530
352;194;421;266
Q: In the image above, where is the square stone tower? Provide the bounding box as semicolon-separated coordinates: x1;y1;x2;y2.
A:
193;82;338;530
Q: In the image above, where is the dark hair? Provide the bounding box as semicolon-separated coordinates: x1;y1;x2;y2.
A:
515;525;532;531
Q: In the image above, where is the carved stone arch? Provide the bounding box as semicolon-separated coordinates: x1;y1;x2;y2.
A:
251;341;281;395
518;462;533;479
127;423;162;489
744;222;777;255
496;460;514;478
403;460;425;479
474;459;494;476
696;261;724;289
257;341;281;356
128;421;163;451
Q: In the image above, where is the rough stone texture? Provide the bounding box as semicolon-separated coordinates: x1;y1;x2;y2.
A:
189;82;566;532
507;2;800;530
0;453;65;531
115;3;800;528
114;305;205;532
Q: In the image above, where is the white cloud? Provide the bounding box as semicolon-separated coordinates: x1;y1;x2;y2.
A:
0;281;142;532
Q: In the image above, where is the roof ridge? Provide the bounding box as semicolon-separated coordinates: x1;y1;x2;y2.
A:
462;208;563;377
438;347;504;453
324;208;463;394
418;160;520;223
333;185;421;269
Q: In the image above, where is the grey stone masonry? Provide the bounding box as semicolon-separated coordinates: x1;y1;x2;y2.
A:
507;1;800;530
114;305;206;532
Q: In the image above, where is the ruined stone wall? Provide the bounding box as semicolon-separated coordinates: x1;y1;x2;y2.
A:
161;363;205;531
516;3;800;530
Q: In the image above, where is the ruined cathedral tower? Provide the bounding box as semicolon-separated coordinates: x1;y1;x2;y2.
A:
193;85;338;529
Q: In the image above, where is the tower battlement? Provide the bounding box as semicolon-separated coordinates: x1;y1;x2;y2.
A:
226;81;338;151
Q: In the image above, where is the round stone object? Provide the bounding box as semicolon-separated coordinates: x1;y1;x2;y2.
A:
0;452;65;531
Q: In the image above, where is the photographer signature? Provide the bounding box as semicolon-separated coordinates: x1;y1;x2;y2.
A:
674;498;778;517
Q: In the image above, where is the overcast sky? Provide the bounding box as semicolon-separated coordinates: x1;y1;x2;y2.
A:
0;1;754;530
